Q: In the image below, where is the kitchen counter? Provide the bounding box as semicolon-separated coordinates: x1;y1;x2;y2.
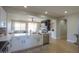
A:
0;33;43;52
0;34;12;41
0;33;49;52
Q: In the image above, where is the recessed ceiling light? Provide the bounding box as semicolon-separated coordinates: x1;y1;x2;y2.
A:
24;6;27;8
45;11;48;14
64;11;68;14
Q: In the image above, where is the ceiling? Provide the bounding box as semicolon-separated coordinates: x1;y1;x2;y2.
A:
3;6;79;17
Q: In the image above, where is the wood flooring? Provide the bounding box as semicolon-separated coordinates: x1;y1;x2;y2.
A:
14;39;79;53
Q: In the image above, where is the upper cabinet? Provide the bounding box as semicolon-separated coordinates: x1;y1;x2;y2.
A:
0;7;7;28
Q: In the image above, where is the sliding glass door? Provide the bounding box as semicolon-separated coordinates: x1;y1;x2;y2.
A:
28;22;37;34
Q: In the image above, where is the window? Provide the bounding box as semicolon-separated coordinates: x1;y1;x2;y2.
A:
14;22;26;32
28;23;37;33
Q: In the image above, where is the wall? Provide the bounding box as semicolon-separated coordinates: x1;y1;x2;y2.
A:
7;19;12;33
0;7;7;27
50;20;57;39
56;18;67;40
50;13;79;43
56;20;60;39
66;14;79;43
54;13;79;43
49;18;67;40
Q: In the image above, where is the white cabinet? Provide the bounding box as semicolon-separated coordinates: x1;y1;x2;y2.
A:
0;7;7;28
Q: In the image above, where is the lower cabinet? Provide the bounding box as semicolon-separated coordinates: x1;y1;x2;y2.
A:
43;34;49;45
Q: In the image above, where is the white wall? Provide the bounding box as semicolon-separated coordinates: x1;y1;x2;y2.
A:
7;20;12;33
56;19;61;39
0;7;7;27
66;13;79;43
50;20;57;39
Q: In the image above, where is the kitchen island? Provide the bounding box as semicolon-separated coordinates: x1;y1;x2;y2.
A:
0;33;49;53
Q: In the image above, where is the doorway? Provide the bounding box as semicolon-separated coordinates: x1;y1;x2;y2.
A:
59;19;67;40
